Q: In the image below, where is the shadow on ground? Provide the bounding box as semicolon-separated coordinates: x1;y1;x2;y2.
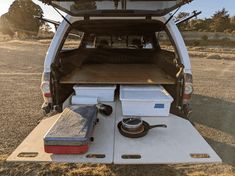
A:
205;138;235;166
191;94;235;165
192;94;235;136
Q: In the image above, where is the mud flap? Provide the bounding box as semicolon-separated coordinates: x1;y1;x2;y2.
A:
7;102;221;164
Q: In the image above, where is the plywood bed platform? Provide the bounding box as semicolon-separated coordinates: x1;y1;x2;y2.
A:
60;64;176;84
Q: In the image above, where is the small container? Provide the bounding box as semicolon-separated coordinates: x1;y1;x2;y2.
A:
120;85;173;117
73;85;116;102
121;118;144;133
71;96;98;105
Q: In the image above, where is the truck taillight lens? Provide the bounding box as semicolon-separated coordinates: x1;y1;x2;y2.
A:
41;72;52;102
183;73;193;104
41;82;51;97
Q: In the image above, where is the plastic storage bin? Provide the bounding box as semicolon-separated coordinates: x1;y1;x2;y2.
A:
73;85;116;102
120;85;173;116
71;96;98;105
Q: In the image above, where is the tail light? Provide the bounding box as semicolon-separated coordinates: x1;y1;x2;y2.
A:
41;82;51;97
41;72;52;103
183;73;193;104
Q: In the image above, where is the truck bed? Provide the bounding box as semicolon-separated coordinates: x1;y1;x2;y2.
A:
60;64;175;84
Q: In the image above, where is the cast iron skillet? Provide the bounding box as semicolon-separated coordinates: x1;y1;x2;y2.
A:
118;121;167;138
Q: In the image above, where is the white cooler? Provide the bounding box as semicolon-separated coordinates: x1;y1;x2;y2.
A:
73;85;116;102
120;85;173;117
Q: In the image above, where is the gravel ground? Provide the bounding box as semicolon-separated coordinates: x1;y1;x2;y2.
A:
0;40;234;176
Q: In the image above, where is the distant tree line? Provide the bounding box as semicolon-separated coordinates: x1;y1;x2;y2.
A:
177;8;235;33
0;0;52;39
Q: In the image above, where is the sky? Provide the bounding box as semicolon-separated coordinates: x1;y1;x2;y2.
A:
0;0;235;22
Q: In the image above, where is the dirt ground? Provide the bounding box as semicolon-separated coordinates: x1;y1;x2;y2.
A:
0;40;234;176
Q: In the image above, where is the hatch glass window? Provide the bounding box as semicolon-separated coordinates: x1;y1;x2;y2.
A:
81;34;154;49
47;0;182;16
157;31;175;51
62;29;84;50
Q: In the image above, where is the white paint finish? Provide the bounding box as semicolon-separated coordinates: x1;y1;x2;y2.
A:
162;15;192;74
167;19;192;74
43;19;68;72
7;102;116;163
43;15;83;73
114;101;221;164
153;15;192;74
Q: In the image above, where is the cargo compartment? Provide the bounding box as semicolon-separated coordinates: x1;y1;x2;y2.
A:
52;19;181;110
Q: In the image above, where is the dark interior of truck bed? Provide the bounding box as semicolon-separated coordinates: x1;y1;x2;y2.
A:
58;48;177;84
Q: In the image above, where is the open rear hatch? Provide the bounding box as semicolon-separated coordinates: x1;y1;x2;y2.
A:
7;101;221;164
40;0;192;16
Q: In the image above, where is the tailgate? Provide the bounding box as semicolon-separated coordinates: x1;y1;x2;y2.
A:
7;101;221;164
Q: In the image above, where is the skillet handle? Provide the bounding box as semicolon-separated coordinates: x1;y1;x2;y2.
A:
148;124;167;129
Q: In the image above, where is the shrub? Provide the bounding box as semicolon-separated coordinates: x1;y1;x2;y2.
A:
224;29;233;33
192;40;200;46
221;37;230;41
206;54;222;60
201;35;208;41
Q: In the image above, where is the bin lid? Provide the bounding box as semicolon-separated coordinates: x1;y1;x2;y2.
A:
40;0;192;16
73;84;116;90
120;86;173;102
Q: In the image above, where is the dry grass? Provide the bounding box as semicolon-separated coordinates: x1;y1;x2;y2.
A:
0;32;11;42
189;51;235;61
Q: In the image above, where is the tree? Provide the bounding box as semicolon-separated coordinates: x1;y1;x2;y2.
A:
231;16;235;30
176;12;190;30
4;0;44;34
210;8;230;32
176;12;190;20
38;23;54;38
190;18;212;31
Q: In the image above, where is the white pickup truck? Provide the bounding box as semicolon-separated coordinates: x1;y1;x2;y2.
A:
8;0;221;164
